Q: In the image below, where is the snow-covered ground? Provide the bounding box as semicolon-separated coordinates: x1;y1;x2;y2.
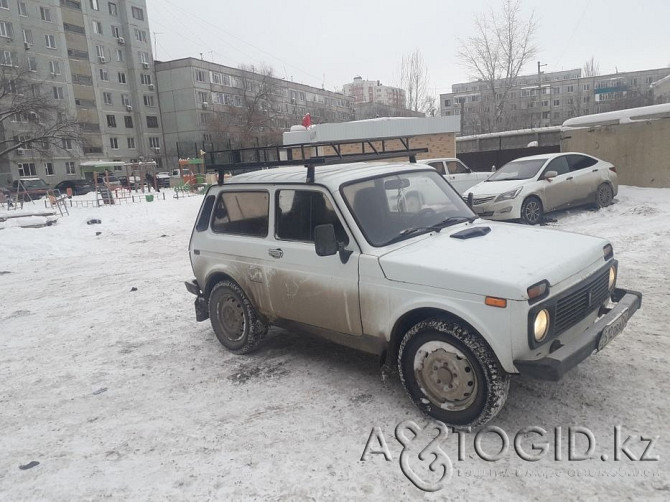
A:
0;187;668;500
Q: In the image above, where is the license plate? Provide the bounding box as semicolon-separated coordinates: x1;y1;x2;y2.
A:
597;308;629;351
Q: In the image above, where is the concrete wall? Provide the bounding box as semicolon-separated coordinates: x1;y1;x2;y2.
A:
561;119;670;187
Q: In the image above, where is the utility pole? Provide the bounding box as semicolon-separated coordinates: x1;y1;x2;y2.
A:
537;61;547;128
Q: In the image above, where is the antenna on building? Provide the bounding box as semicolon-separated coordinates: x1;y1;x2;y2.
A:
322;73;325;90
200;53;204;61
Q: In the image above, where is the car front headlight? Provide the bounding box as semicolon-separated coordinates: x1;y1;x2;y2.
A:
495;187;522;202
608;265;616;290
534;309;550;342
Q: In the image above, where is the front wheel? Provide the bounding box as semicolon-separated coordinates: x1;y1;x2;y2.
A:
398;318;509;429
595;183;614;208
209;280;268;354
520;196;543;225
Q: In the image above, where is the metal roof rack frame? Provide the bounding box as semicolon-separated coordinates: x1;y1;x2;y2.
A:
207;136;428;185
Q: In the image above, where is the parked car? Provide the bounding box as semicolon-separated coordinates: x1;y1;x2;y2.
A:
464;152;618;224
95;174;122;188
184;158;641;429
12;177;51;200
155;172;171;188
54;179;95;196
419;157;490;193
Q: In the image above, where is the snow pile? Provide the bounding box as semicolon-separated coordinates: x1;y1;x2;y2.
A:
0;186;668;500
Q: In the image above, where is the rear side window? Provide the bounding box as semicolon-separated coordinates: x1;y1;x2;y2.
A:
195;195;215;231
567;154;598;171
446;160;468;174
276;189;349;244
211;191;269;237
427;161;445;175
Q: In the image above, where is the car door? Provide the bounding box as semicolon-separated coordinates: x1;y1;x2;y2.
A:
444;159;476;193
265;187;362;335
566;154;602;205
540;156;573;211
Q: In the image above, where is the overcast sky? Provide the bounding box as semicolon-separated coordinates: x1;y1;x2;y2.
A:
145;0;670;96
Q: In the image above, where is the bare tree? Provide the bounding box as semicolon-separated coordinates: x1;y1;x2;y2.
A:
400;50;431;113
0;65;81;158
458;0;538;133
234;64;282;146
583;56;600;77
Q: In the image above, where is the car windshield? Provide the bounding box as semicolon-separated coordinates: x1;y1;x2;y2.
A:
487;159;546;181
22;179;49;189
341;170;476;247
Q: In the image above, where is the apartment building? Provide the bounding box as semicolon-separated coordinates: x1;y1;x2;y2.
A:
343;76;406;108
440;67;670;135
154;57;354;160
0;0;163;185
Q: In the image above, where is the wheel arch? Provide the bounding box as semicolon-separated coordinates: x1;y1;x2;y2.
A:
204;270;240;300
386;307;503;370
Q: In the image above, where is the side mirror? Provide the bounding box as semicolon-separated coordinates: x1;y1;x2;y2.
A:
544;170;558;180
314;224;338;256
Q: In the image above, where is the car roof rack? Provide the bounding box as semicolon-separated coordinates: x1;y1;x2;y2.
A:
206;136;428;185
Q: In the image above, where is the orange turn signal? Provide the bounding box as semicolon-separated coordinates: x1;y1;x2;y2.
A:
485;296;507;308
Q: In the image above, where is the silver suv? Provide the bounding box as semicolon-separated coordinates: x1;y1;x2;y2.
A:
186;160;641;429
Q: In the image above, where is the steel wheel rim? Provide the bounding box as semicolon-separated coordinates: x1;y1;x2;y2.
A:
598;186;611;206
523;200;541;223
217;294;246;342
413;341;479;411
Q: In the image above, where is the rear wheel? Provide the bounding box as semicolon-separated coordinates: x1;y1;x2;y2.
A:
209;280;268;354
398;318;509;429
595;183;613;208
520;196;543;225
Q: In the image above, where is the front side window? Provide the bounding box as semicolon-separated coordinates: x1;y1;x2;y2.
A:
446;160;468;174
544;156;570;176
211;191;269;237
276;190;348;244
341;170;473;247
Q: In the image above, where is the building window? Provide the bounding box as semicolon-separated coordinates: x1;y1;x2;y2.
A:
103;92;112;105
95;45;105;59
131;6;144;20
18;163;37;177
1;50;12;66
137;51;149;64
195;70;206;82
106;115;116;127
140;74;151;85
124;115;133;128
210;71;223;84
49;60;61;75
111;26;120;38
44;162;54;176
99;68;108;80
28;56;37;71
109;2;117;16
66;161;76;175
90;0;99;10
583;96;590;103
0;21;14;40
18;2;27;16
92;21;103;35
134;28;147;42
53;86;64;99
146;116;159;128
567;85;574;93
40;7;52;22
143;95;155;107
115;49;123;62
118;72;126;84
197;91;209;103
127;137;135;149
582;84;590;91
149;137;160;148
121;94;130;106
22;28;33;45
45;34;56;49
109;137;119;149
62;138;72;150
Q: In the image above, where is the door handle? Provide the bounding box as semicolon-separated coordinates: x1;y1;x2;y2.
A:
592;169;598;172
566;177;573;181
268;248;283;259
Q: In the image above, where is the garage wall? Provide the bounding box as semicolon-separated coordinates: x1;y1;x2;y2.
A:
561;119;670;188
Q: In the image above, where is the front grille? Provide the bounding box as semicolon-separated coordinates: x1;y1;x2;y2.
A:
554;269;610;334
473;195;495;205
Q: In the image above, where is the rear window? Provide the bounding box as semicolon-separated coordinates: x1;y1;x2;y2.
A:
211;191;269;237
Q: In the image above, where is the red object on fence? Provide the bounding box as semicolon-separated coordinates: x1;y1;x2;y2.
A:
301;113;311;128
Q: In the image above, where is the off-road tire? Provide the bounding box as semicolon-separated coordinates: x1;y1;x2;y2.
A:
595;183;614;209
398;318;510;430
209;280;268;354
520;196;543;225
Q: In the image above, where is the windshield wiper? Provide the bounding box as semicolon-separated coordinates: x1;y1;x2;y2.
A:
383;216;476;245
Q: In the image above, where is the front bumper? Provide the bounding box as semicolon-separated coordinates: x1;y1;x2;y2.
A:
185;279;209;322
514;288;642;381
468;196;521;220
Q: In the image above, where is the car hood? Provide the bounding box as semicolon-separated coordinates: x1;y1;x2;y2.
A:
378;222;607;300
466;179;533;197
